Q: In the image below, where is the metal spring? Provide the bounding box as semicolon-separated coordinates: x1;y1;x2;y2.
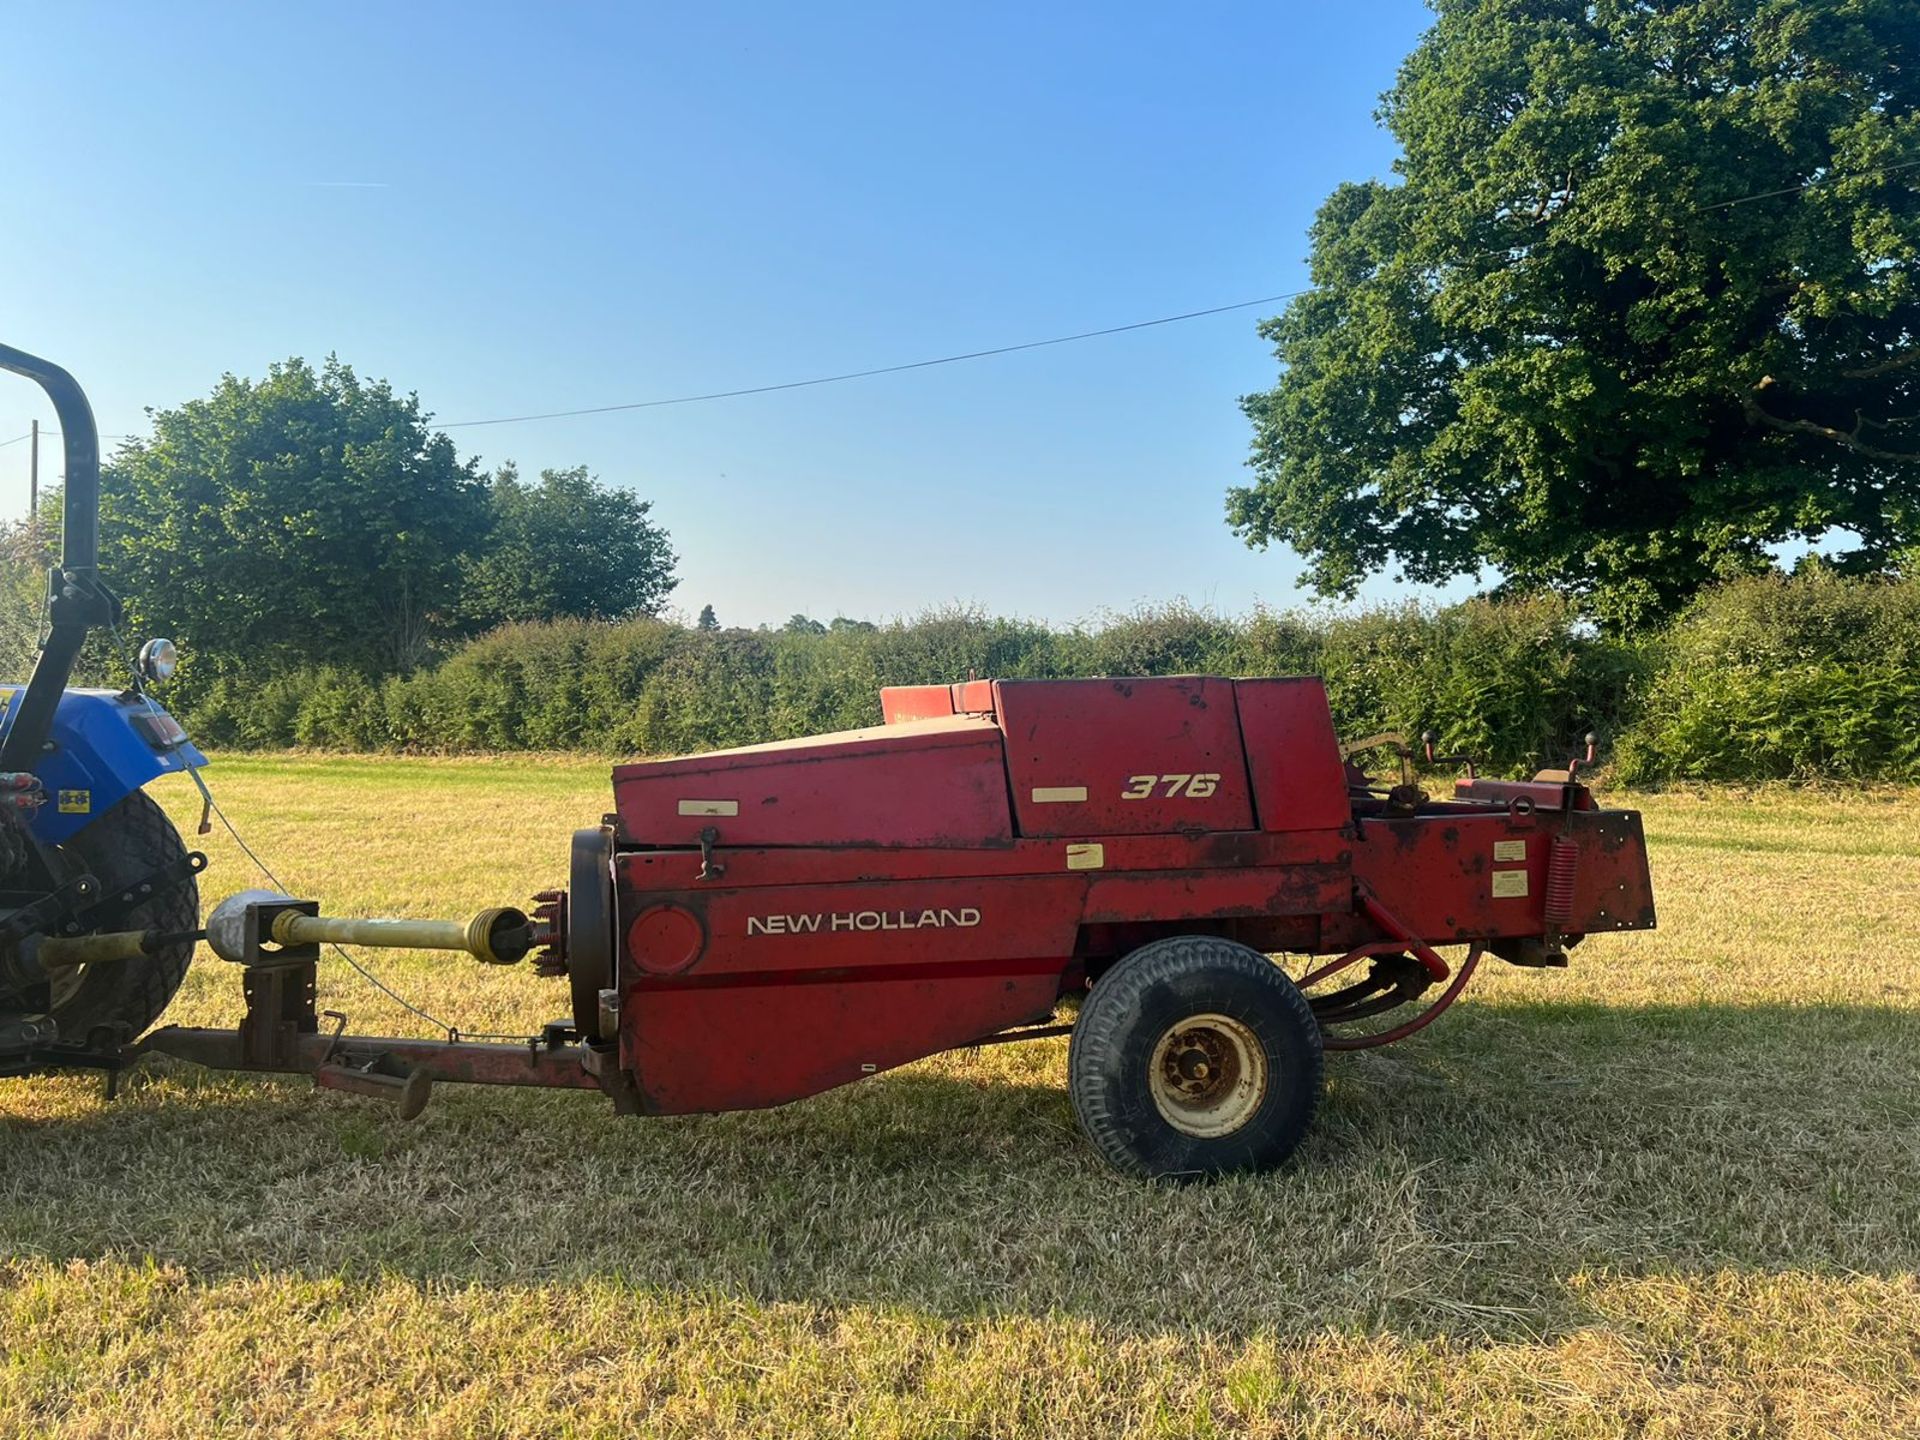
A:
1544;836;1579;926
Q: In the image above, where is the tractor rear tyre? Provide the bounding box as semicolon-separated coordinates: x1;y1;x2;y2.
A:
45;790;198;1046
1068;935;1323;1179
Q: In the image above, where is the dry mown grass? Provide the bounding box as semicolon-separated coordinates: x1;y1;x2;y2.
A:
3;758;1918;1437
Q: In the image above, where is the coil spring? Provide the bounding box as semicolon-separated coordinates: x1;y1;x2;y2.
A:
1544;836;1579;926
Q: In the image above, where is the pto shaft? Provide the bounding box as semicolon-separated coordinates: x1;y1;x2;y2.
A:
269;909;530;965
205;889;538;967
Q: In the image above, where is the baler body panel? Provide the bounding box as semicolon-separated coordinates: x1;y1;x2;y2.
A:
613;828;1350;889
1559;809;1658;932
627;965;1065;1115
878;684;955;723
994;676;1255;837
880;680;996;723
1232;678;1353;833
610;715;1012;849
617;873;1085;1111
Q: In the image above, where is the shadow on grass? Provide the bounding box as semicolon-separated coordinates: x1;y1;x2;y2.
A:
2;998;1916;1340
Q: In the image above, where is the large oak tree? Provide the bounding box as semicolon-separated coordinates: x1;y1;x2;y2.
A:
1230;0;1919;627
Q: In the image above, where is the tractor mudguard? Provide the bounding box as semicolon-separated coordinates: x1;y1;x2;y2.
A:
0;686;206;844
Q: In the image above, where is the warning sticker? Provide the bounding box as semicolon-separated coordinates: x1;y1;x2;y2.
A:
57;789;90;815
1492;869;1529;898
1493;839;1527;862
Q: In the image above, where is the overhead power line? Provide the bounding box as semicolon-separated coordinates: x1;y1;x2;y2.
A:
434;292;1310;430
1695;155;1920;211
429;157;1915;434
0;430;129;446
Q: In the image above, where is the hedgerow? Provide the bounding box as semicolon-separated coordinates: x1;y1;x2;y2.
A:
11;567;1907;782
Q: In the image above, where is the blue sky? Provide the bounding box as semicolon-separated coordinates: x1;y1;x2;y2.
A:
1;1;1453;628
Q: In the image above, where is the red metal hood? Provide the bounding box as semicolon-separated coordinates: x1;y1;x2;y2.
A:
611;715;1014;849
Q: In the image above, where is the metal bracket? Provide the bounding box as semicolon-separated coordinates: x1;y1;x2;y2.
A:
697;825;725;881
62;850;207;936
239;960;318;1068
0;869;102;946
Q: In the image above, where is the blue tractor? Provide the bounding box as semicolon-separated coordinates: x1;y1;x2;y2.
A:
0;342;206;1072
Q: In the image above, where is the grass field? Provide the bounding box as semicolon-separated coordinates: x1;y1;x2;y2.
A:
3;755;1918;1437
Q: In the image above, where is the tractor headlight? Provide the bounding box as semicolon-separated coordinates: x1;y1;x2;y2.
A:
137;637;179;683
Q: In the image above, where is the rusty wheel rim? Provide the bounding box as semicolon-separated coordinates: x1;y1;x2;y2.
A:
1148;1012;1267;1138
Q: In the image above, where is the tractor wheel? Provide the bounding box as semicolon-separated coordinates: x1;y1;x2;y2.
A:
1068;935;1323;1179
45;790;198;1045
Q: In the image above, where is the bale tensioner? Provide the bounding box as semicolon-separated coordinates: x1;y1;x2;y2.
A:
0;343;1655;1177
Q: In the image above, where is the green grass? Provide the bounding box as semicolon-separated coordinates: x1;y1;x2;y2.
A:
3;757;1919;1437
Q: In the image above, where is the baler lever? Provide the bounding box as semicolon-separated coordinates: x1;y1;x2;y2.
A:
1420;730;1478;780
1565;732;1599;781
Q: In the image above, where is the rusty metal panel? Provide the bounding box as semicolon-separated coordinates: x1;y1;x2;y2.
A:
1349;812;1553;942
1347;807;1654;945
1080;863;1350;924
1564;808;1658;932
994;677;1254;838
1232;678;1352;833
1452;777;1596;812
611;715;1012;849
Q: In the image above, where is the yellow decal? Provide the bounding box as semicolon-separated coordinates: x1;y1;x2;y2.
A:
1492;870;1529;898
1065;843;1105;871
1121;773;1221;800
1031;786;1088;804
57;789;90;815
1493;839;1527;862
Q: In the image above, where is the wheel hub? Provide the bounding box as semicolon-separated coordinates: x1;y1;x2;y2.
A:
1148;1012;1268;1138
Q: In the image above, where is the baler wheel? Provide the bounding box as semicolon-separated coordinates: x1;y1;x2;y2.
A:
1068;936;1322;1179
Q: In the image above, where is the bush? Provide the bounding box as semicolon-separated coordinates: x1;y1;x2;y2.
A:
1616;570;1920;783
1317;595;1646;777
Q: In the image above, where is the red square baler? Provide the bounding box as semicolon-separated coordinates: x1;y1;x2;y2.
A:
550;674;1653;1175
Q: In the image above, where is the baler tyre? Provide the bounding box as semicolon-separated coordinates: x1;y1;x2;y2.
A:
45;790;198;1045
1068;936;1322;1180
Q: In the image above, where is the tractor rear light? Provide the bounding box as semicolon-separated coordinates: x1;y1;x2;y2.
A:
130;710;188;750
